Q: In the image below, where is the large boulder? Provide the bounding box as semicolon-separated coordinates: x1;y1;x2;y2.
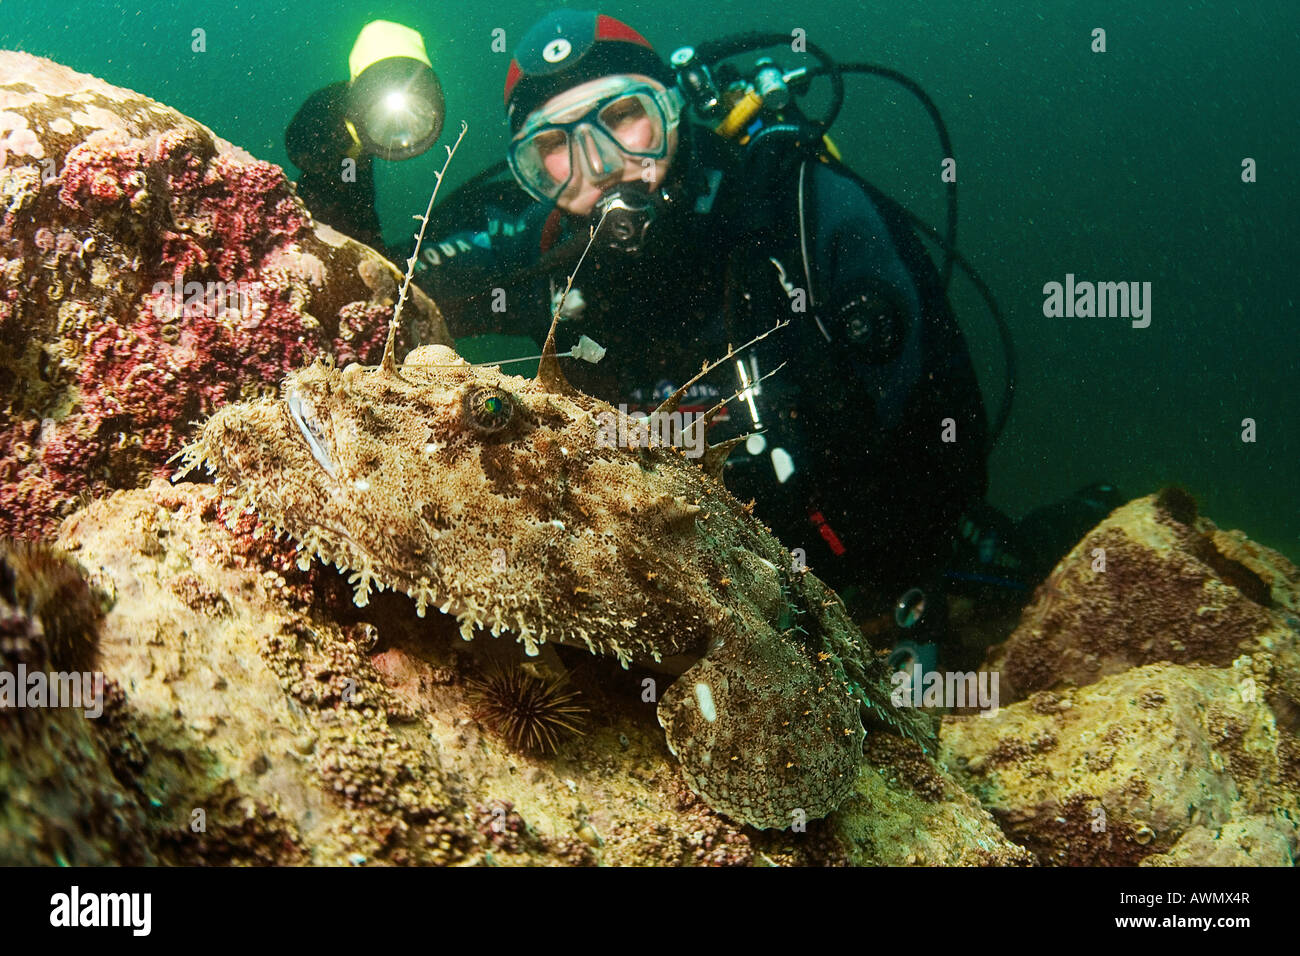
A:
0;51;449;538
942;661;1299;865
990;489;1300;713
941;489;1300;865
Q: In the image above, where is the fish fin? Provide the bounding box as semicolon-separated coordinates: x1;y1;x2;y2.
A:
651;319;789;419
658;623;863;830
702;434;750;482
681;361;786;454
535;208;611;395
383;123;466;376
536;309;576;395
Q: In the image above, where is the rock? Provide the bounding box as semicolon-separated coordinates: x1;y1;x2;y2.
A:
0;538;103;674
0;701;151;865
1140;815;1296;867
938;493;1300;865
55;481;457;864
838;732;1033;866
0;540;146;864
0;51;450;538
991;490;1300;707
6;480;1023;865
941;660;1300;865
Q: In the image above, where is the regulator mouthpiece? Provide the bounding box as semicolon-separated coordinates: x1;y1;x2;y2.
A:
594;186;657;255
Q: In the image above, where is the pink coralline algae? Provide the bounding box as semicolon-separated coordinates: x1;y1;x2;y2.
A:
0;51;450;537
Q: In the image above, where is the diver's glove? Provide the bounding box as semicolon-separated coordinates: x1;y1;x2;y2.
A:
286;83;361;176
284;84;384;251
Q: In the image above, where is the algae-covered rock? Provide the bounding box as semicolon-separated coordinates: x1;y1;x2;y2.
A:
939;490;1300;866
5;480;1020;865
0;51;450;538
838;733;1033;866
0;703;152;865
55;481;463;864
1140;815;1296;867
992;490;1300;707
15;480;1294;865
941;661;1300;865
0;540;146;864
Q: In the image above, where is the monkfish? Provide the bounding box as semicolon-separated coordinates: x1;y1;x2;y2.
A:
174;134;927;828
173;316;928;829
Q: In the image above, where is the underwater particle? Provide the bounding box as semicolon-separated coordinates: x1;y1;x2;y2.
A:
0;538;104;674
465;665;588;754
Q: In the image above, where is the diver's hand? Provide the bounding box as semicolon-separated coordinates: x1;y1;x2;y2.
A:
285;82;385;251
285;82;358;176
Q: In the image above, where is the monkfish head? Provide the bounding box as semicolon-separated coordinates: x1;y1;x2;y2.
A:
174;344;724;664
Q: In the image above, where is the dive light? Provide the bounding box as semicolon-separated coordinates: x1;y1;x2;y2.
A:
346;20;445;161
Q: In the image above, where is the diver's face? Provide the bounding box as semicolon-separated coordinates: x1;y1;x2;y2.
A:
530;74;678;217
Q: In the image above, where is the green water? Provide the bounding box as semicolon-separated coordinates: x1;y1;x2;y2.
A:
3;0;1296;560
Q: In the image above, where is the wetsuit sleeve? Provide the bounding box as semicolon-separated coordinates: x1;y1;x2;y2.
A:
412;212;531;304
285;83;385;251
791;161;988;591
410;197;550;338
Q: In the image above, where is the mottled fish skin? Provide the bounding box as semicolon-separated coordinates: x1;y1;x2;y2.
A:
175;343;930;828
176;345;723;665
659;614;866;829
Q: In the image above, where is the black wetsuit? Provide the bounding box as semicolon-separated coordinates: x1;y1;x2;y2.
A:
287;99;989;600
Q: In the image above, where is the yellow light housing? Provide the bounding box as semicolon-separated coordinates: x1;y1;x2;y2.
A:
346;20;444;161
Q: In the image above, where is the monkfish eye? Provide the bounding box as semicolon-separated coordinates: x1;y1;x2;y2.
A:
287;391;336;477
461;386;515;435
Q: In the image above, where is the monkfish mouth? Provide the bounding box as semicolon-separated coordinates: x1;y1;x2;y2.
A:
173;397;312;501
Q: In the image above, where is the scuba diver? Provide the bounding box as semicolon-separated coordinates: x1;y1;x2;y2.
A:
285;12;1119;658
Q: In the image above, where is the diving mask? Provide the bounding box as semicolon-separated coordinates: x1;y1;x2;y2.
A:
507;75;682;205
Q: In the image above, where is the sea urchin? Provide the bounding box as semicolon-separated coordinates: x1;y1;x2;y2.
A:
0;538;103;674
466;666;588;754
